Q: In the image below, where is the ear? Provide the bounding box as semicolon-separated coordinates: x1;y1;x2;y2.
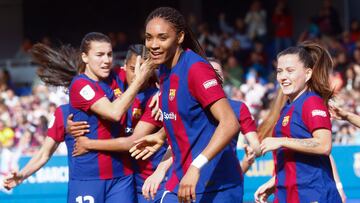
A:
81;52;88;64
305;68;313;83
177;31;185;44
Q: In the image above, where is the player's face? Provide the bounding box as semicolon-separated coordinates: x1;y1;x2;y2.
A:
276;54;312;101
125;53;144;85
145;17;180;67
82;41;113;80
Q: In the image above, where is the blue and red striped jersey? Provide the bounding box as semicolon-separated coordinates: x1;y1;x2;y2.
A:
68;72;133;180
159;49;242;193
129;92;168;193
228;99;257;150
273;91;341;203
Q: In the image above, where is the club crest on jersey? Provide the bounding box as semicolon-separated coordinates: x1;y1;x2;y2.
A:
282;116;290;126
169;89;176;101
132;108;142;119
114;88;122;98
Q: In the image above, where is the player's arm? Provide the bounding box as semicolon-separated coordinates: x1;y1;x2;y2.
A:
330;104;360;128
199;98;240;161
73;121;158;156
142;147;173;200
261;97;332;156
3;137;59;190
241;144;255;173
239;103;261;156
261;129;332;155
330;155;346;203
90;60;154;121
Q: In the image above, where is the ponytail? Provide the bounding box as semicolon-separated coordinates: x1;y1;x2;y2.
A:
31;43;81;87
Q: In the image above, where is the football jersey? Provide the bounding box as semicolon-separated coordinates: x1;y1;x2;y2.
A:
159;49;242;193
273;91;341;203
228;99;257;150
126;88;168;193
68;72;132;180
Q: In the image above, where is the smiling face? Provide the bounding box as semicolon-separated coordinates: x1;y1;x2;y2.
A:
145;17;183;67
82;41;113;81
276;54;312;101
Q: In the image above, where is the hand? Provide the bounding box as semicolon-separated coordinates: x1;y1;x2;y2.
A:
66;114;89;137
148;92;161;120
329;104;348;120
142;168;166;200
178;165;199;203
260;137;284;155
129;132;165;160
254;178;276;203
244;144;256;165
136;57;156;82
72;136;90;156
3;171;24;190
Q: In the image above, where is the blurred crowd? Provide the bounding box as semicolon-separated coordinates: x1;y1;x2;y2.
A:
1;0;360;171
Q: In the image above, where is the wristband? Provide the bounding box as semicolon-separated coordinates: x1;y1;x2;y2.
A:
336;182;343;190
191;154;208;169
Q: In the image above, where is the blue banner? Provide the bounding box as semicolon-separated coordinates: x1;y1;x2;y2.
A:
1;146;360;202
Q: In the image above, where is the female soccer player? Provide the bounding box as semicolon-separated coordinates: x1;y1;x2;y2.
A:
254;41;342;203
143;7;242;203
69;44;169;203
19;32;154;202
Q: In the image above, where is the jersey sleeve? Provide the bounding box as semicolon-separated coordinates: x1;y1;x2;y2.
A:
47;107;65;142
188;62;226;108
70;79;106;112
239;103;257;135
140;96;163;128
302;96;331;133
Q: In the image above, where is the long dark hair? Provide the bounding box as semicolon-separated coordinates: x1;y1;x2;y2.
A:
32;32;111;87
145;7;205;58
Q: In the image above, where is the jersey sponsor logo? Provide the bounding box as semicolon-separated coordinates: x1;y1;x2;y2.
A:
79;85;96;101
163;111;177;120
169;89;176;101
114;88;122;98
203;79;218;89
48;114;55;128
311;109;327;117
132;108;142;119
282;115;290;126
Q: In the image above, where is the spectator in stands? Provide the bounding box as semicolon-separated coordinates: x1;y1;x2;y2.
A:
272;0;293;54
245;0;267;42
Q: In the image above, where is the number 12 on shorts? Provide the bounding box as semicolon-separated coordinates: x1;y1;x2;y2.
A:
76;195;94;203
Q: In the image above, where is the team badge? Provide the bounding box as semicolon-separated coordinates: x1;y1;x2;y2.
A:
169;89;176;101
132;108;142;119
114;88;122;98
282;116;290;126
